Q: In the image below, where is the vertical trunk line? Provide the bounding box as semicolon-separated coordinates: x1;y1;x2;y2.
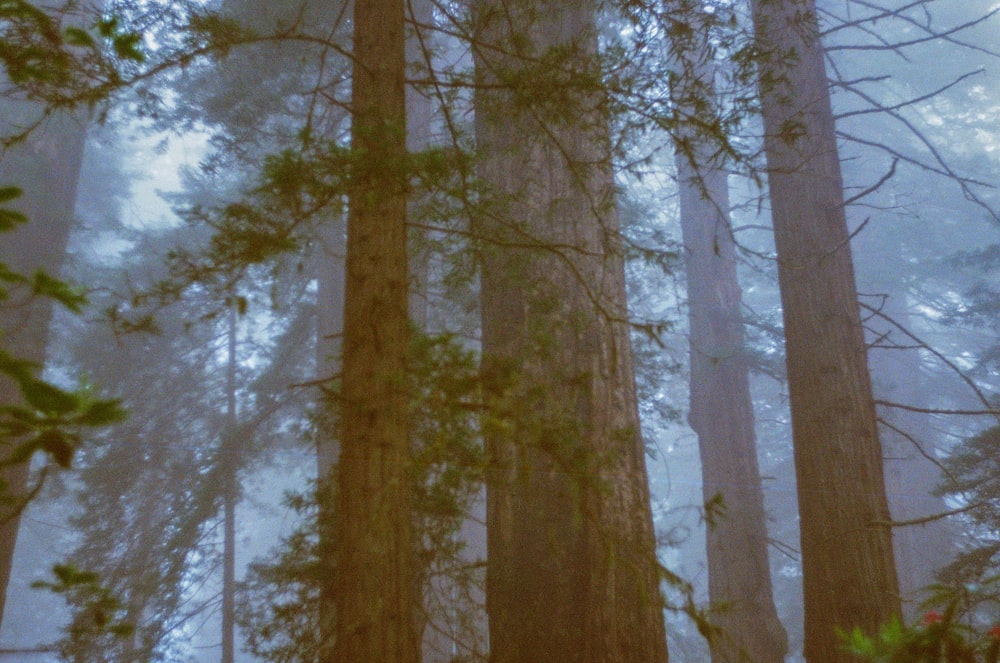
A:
750;1;901;659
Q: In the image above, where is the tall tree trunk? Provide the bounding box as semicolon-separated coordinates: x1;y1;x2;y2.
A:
673;63;788;662
330;0;416;660
0;107;89;629
473;2;668;661
749;0;901;659
221;306;238;663
678;156;787;663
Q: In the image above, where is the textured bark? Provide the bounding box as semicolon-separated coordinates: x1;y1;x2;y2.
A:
749;0;901;659
329;0;417;660
0;108;89;629
675;113;788;663
474;2;667;661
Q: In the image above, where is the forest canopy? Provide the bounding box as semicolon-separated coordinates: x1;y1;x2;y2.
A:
1;1;1000;662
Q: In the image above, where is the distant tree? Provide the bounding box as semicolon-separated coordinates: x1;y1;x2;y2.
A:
662;2;788;659
749;0;901;659
0;114;87;629
0;0;131;628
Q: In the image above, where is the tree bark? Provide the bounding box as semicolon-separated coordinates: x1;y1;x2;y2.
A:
330;0;417;660
473;2;668;661
674;86;788;663
0;108;89;629
749;0;901;659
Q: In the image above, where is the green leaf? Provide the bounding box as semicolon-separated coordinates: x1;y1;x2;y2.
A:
3;438;40;465
53;563;99;587
0;350;38;383
0;208;28;231
63;26;95;48
79;399;126;426
112;32;144;62
95;16;118;38
0;186;22;203
21;378;79;415
0;262;29;284
31;269;86;312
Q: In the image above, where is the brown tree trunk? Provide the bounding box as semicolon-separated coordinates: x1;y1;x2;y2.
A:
749;0;901;659
473;2;668;661
0;108;89;629
674;84;788;663
329;0;417;660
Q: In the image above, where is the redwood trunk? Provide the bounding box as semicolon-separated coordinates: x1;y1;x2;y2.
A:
330;0;416;660
750;0;901;659
221;306;238;663
676;124;788;663
474;2;668;661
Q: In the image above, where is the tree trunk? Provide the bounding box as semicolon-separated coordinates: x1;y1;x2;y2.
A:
330;0;416;660
674;76;788;663
0;107;89;629
749;0;901;659
221;306;238;663
473;2;668;661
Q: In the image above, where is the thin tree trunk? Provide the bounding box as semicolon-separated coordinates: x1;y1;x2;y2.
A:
678;162;788;663
749;0;901;659
473;2;668;661
674;108;788;663
221;306;238;663
330;0;416;659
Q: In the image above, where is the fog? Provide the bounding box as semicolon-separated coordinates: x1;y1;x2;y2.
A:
1;0;1000;661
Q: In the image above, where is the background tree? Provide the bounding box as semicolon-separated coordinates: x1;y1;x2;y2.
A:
0;50;95;638
660;1;788;659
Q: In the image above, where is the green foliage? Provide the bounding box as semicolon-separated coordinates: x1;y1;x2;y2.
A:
0;348;126;470
30;268;87;312
935;426;1000;585
842;579;1000;663
238;487;323;663
0;190;123;482
239;332;487;662
702;491;727;530
32;563;135;645
94;16;144;63
0;186;27;230
0;1;144;106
